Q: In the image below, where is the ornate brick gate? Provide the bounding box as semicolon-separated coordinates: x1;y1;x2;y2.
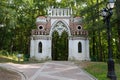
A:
30;8;90;61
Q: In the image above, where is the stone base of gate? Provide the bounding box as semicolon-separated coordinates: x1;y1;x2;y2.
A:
29;56;90;62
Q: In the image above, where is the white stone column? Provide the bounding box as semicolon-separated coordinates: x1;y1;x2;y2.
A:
64;9;67;16
30;39;35;58
85;39;90;60
53;9;56;16
57;9;60;16
34;40;38;58
68;9;70;16
61;9;63;16
48;9;52;16
68;39;74;60
48;39;52;59
71;8;72;15
51;9;53;16
82;40;86;60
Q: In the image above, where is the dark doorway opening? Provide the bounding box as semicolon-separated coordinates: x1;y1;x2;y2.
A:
52;31;68;61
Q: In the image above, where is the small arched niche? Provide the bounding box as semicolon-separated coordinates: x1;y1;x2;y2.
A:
38;42;42;53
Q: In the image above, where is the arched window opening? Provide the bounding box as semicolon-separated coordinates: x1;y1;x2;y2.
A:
38;42;42;53
78;42;82;53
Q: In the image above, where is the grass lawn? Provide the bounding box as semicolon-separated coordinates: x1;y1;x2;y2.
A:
75;61;120;80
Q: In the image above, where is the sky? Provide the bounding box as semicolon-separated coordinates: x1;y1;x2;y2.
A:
56;0;61;3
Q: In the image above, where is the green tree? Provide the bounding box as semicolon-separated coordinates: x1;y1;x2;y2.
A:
115;0;120;61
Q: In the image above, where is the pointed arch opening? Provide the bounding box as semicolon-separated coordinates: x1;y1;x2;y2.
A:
52;31;68;60
38;42;42;53
78;42;82;53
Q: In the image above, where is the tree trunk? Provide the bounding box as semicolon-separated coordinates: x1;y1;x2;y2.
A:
91;0;96;61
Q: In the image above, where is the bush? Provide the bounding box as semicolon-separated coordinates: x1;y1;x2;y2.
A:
0;50;24;62
0;50;9;56
91;56;97;61
23;54;30;61
115;59;120;64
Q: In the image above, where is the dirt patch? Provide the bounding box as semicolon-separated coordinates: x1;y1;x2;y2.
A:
74;61;91;68
0;67;21;80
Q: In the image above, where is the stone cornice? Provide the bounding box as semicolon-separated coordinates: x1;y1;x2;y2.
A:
31;35;51;40
69;36;88;40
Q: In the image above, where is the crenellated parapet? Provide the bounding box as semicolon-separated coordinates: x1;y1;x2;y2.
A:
31;29;49;35
72;30;88;36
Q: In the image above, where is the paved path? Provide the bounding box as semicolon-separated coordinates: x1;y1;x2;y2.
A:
0;61;97;80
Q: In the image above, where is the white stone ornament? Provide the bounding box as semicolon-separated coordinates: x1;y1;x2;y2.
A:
53;22;67;37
